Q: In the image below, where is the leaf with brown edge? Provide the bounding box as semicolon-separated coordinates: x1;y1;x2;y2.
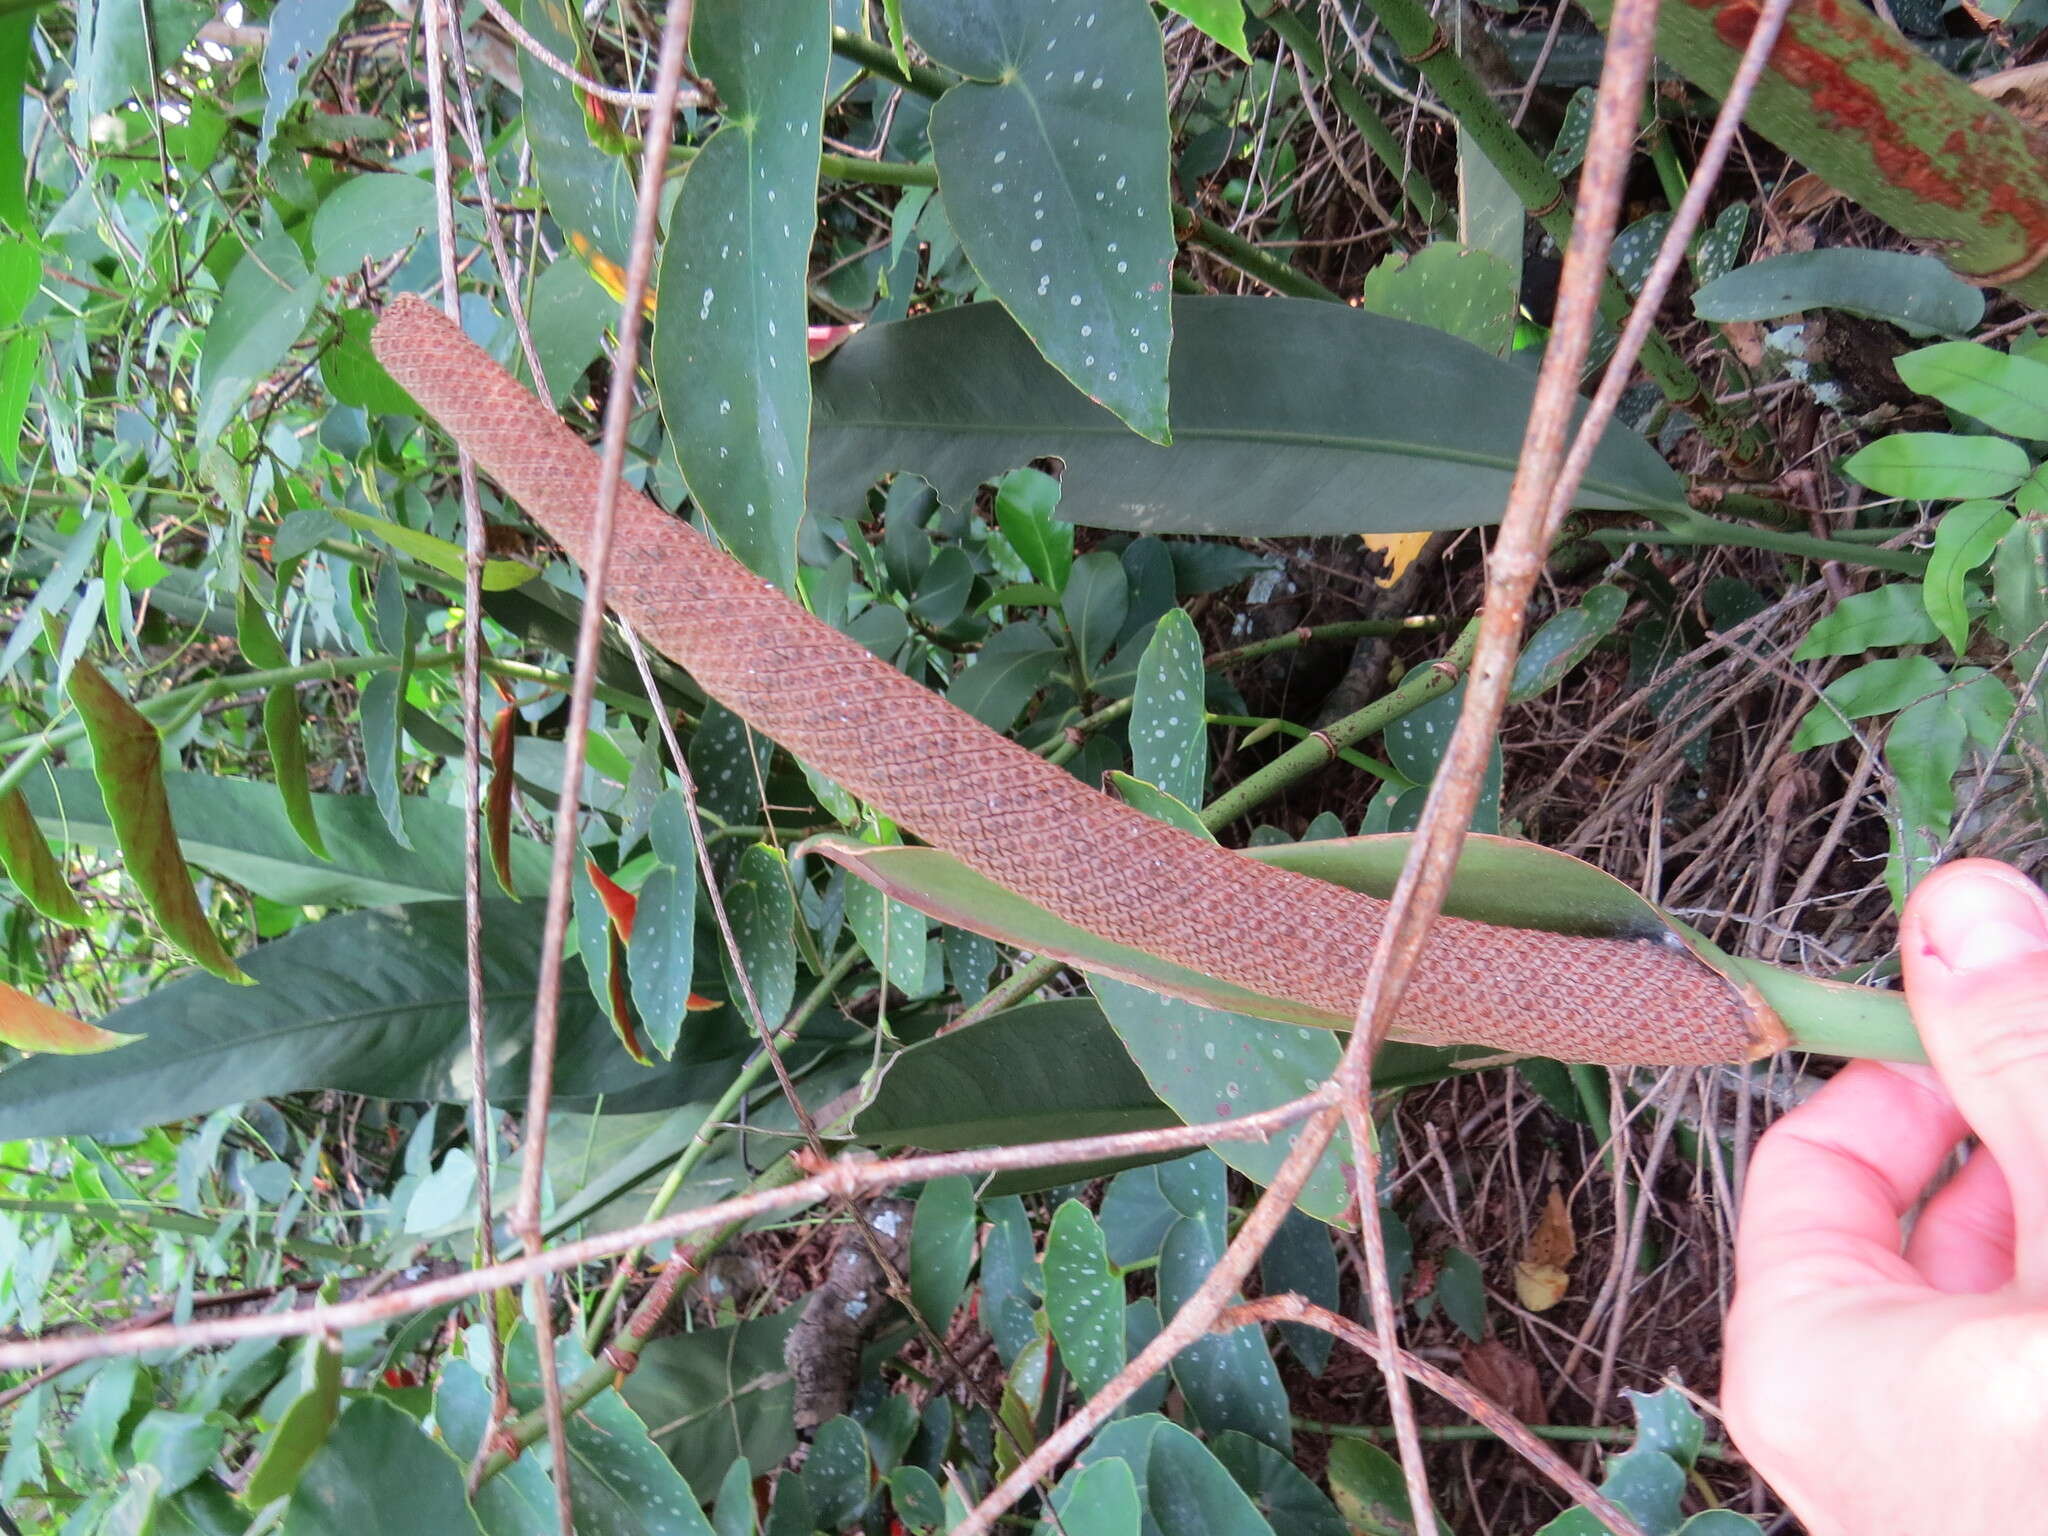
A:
0;787;88;923
604;921;647;1063
585;857;637;939
0;981;135;1054
67;656;248;983
577;858;648;1064
488;706;519;900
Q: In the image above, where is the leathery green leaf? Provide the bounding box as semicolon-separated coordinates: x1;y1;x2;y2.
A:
278;1397;479;1536
810;299;1686;534
653;0;829;590
1155;1218;1292;1441
66;657;246;982
0;901;685;1140
902;0;1176;441
856;997;1174;1153
1044;1456;1145;1536
910;1176;976;1330
1924;499;2015;655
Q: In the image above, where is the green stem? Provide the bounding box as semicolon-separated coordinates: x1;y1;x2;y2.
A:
829;24;955;97
1206;714;1398;782
819;151;937;188
1253;1;1454;235
578;949;862;1343
671;140;937;187
0;1194;365;1263
1603;512;1929;574
1046;616;1453;767
1296;1415;1735;1462
1173;207;1341;301
1332;0;1764;464
1200;618;1480;830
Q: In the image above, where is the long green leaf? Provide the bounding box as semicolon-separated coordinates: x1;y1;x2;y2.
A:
810;298;1686;535
653;0;830;590
903;0;1176;441
196;235;320;447
0;902;722;1140
20;769;554;906
856;998;1174;1148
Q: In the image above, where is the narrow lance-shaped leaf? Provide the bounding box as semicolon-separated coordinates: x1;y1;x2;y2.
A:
0;981;135;1055
518;0;636;263
360;563;414;851
580;859;650;1064
902;0;1175;441
0;787;89;923
238;577;329;861
257;0;355;159
629;796;701;1058
0;13;34;236
722;842;797;1027
66;656;246;983
1924;500;2016;656
653;0;829;590
487;704;519;898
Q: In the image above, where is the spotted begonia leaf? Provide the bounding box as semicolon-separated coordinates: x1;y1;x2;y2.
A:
654;0;830;591
902;0;1175;442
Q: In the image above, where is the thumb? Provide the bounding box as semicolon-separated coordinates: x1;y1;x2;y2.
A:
1900;859;2048;1277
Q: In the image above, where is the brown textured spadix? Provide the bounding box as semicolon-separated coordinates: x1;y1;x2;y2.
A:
371;294;1779;1065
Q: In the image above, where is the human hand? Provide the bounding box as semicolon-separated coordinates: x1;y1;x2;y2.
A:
1723;859;2048;1535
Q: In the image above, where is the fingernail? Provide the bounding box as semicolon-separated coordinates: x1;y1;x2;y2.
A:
1919;871;2048;974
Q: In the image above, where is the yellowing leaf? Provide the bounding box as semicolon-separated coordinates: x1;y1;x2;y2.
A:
1362;530;1431;589
1514;1186;1576;1312
333;509;538;591
571;230;653;317
0;981;135;1054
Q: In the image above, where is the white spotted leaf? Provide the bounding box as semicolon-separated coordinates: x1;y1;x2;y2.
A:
517;0;635;263
654;0;830;590
720;843;796;1029
1131;608;1207;807
901;0;1176;442
1091;975;1352;1224
1044;1201;1127;1400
